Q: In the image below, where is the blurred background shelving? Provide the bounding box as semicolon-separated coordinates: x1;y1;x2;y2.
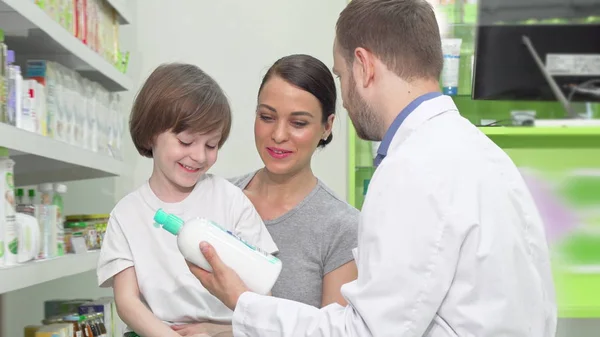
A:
0;0;133;336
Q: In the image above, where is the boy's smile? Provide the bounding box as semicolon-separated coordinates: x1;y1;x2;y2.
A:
149;129;221;202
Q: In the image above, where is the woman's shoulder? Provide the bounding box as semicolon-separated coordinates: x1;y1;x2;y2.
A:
227;171;258;189
314;180;360;215
307;181;359;264
300;180;360;229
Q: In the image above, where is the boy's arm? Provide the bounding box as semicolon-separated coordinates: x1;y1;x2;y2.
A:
114;267;180;337
171;322;232;336
99;212;176;336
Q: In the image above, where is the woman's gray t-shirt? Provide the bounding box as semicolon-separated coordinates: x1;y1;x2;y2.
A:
230;172;359;308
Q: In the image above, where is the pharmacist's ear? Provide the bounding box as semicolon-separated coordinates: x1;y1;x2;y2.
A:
354;47;375;88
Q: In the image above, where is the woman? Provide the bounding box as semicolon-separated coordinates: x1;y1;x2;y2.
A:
231;54;359;307
172;54;359;337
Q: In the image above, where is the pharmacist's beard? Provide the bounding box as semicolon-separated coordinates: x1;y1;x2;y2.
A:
346;74;383;141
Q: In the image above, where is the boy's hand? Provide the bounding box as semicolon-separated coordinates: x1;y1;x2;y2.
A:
186;242;250;310
171;322;230;336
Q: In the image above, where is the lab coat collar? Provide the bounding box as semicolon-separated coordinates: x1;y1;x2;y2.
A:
387;95;459;156
374;92;442;166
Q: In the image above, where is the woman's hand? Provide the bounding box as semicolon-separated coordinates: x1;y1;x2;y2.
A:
171;322;232;336
186;242;250;310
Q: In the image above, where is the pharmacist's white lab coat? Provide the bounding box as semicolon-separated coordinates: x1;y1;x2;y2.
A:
231;95;557;337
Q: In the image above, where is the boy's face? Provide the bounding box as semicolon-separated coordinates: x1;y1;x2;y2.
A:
152;129;221;192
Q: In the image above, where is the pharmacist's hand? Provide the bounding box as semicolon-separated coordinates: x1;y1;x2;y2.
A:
187;242;249;310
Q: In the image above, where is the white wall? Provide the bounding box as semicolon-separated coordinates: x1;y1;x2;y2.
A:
2;0;349;335
126;0;350;193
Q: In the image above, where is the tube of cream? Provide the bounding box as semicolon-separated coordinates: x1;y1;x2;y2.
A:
441;38;462;96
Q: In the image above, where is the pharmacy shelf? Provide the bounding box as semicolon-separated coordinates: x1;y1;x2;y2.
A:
106;0;133;25
0;123;128;186
479;126;600;149
0;251;100;294
0;0;131;92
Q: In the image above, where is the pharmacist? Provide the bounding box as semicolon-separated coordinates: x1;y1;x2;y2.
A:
188;0;557;336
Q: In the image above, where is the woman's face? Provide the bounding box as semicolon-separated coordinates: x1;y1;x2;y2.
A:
255;76;334;176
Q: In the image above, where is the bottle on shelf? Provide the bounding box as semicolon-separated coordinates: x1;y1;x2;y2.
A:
0;147;17;266
0;30;7;124
16;188;35;217
53;183;67;256
36;183;60;259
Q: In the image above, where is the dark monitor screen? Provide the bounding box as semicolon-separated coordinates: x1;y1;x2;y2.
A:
472;24;600;102
478;0;600;26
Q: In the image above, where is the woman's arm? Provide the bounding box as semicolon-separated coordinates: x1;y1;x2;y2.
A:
321;260;358;307
114;267;180;337
320;205;360;308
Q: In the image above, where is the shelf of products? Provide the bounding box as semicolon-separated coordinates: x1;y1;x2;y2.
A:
0;51;128;184
0;0;131;91
0;0;127;335
0;182;108;294
13;297;123;337
0;0;127;310
0;28;129;185
106;0;133;25
0;251;100;294
0;122;127;185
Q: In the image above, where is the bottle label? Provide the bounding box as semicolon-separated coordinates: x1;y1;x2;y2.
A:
207;220;280;264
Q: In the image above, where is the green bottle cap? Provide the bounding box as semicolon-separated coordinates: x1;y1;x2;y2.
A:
153;209;183;235
0;147;9;157
28;189;35;197
16;188;24;197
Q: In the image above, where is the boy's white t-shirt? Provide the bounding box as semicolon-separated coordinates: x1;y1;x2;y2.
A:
96;174;278;324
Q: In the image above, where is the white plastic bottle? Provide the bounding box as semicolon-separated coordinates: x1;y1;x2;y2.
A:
0;148;17;265
153;209;282;295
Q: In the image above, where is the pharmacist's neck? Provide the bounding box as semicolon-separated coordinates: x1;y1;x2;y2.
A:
148;171;192;203
255;167;316;201
381;79;441;134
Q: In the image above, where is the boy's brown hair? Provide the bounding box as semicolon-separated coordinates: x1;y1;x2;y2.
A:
130;63;232;158
336;0;443;82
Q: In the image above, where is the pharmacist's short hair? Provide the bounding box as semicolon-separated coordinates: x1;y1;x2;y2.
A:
129;63;232;158
336;0;443;81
